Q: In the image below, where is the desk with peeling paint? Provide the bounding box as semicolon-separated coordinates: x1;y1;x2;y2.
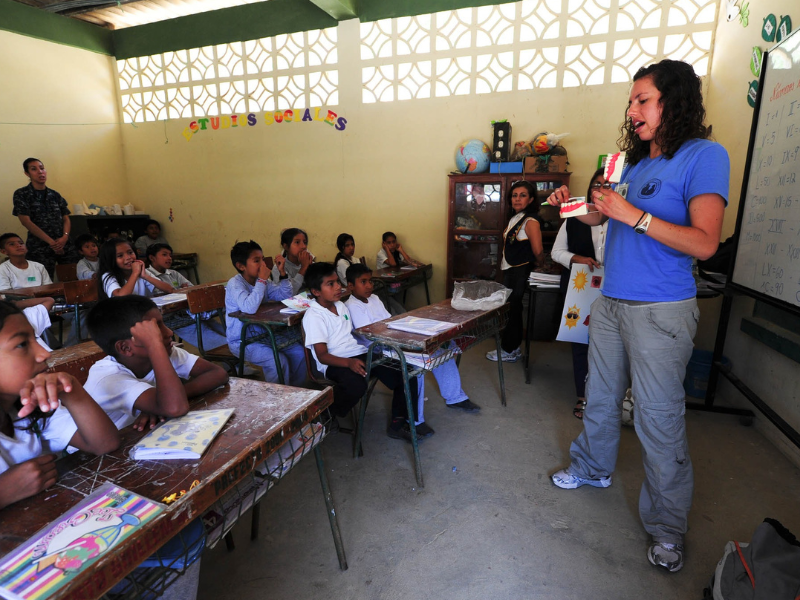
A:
0;378;345;599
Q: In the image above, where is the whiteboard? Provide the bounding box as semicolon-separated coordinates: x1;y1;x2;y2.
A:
732;27;800;310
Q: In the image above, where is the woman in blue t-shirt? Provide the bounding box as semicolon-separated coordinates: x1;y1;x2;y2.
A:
546;59;729;573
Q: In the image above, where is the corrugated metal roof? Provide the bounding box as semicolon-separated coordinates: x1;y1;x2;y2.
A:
11;0;271;29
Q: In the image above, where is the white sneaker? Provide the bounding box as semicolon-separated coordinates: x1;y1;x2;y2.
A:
551;468;612;489
485;348;521;362
621;388;635;427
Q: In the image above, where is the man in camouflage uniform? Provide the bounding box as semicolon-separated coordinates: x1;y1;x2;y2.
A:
12;158;79;277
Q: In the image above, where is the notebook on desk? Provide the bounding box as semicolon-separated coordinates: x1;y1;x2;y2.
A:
131;409;234;460
0;483;163;600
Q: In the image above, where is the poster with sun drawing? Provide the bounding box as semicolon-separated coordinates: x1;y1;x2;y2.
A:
0;483;163;600
556;265;605;344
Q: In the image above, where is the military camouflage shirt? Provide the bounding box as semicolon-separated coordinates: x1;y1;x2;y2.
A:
12;184;70;246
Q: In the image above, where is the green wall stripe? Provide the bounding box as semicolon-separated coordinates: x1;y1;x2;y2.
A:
112;0;338;60
0;0;113;55
357;0;511;22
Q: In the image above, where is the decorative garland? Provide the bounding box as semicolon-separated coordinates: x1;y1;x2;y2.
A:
182;106;348;141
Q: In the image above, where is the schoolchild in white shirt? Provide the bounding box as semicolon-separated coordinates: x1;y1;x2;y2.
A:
145;243;228;352
0;300;119;509
302;262;426;441
271;227;314;294
344;263;480;420
84;295;228;431
74;234;100;280
97;239;173;301
0;233;52;289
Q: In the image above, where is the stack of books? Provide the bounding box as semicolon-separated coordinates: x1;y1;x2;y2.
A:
528;272;561;288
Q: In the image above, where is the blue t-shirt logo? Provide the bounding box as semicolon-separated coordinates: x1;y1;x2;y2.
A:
640;179;661;198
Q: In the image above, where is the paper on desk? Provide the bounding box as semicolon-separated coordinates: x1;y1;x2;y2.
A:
281;293;312;311
400;266;416;271
386;316;454;336
280;307;300;314
0;483;163;600
151;292;187;306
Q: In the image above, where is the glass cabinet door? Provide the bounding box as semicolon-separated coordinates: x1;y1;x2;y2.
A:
452;235;500;281
454;181;504;231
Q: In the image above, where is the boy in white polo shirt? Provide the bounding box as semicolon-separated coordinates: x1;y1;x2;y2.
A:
0;233;51;289
84;295;228;431
302;262;427;441
344;263;480;418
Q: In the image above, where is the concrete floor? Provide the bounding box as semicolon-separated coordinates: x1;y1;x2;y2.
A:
198;340;800;599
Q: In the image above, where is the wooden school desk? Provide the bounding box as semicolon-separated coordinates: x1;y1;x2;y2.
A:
372;264;433;305
0;379;346;600
1;279;98;344
229;302;305;382
150;280;227;315
46;340;105;384
354;299;509;487
0;282;67;300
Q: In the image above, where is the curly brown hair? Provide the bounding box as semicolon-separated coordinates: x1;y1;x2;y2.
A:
617;59;711;165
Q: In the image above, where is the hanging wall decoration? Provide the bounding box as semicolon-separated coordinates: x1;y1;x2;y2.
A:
750;46;764;77
181;107;349;142
763;14;777;41
724;0;748;26
776;15;793;43
747;80;759;108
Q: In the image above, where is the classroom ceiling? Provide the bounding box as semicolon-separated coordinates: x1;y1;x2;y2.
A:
9;0;272;29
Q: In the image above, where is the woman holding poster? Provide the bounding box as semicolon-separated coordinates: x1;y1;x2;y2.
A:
546;59;728;573
551;168;608;420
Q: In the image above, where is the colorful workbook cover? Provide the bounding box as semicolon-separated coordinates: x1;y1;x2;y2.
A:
131;408;235;460
386;316;454;336
0;483;163;600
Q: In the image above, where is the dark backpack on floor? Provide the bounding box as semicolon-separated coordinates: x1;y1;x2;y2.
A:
703;519;800;600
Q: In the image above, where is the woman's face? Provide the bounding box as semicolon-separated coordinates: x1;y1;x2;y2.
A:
342;240;355;257
510;186;533;212
588;174;608;197
627;75;662;146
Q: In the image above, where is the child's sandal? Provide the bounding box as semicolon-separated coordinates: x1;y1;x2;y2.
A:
573;400;587;420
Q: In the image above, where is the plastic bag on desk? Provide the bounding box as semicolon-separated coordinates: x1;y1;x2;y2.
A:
451;281;511;311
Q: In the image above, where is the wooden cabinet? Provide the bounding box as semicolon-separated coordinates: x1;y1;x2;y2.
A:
445;171;570;297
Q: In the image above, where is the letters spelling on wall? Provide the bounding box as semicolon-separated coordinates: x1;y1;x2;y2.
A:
182;106;348;141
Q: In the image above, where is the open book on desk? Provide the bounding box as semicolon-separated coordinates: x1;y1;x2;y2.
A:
386;316;454;336
131;409;234;460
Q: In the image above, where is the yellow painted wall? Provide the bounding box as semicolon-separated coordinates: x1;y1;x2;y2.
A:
120;20;630;305
0;29;128;242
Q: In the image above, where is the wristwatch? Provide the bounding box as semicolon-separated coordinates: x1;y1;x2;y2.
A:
634;212;653;234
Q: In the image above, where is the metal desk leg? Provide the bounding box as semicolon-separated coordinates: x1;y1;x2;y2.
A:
265;328;284;385
315;445;348;570
354;347;376;459
237;324;249;377
423;276;431;305
495;330;507;406
524;287;536;385
397;350;424;488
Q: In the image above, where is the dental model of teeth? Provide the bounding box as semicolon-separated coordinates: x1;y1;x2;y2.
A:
604;151;626;183
560;196;589;218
